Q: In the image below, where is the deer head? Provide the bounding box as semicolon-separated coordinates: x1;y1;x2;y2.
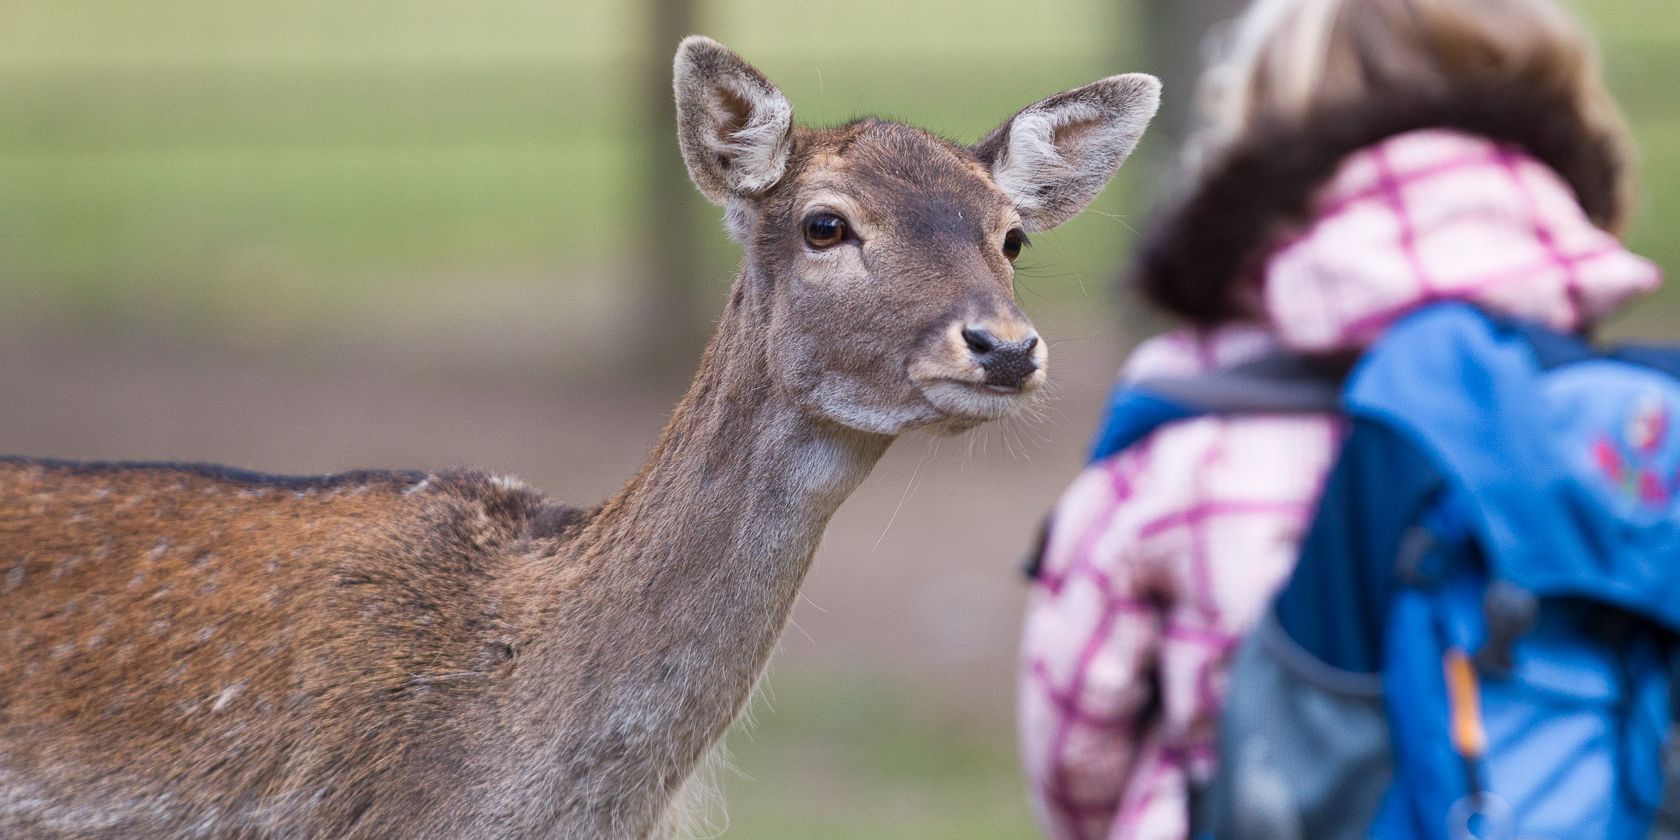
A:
674;36;1160;436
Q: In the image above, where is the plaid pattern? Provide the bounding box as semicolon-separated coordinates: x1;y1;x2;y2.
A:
1018;130;1660;840
1264;129;1659;351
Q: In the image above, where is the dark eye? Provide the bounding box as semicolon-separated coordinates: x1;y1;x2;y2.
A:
803;213;848;249
1002;228;1027;262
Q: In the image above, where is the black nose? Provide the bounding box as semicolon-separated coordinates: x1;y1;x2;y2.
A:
961;327;1040;390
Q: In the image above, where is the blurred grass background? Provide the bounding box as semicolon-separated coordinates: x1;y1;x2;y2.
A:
0;1;1674;837
1;1;1673;348
0;0;1149;358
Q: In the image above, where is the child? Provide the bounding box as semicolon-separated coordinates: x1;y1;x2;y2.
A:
1017;1;1662;838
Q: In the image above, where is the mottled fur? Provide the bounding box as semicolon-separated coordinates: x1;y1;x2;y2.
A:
0;37;1157;839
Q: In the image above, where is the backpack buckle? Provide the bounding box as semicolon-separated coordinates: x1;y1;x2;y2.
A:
1474;581;1539;677
1395;526;1441;586
1021;514;1052;582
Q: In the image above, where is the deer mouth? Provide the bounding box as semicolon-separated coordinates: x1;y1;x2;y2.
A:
915;377;1038;423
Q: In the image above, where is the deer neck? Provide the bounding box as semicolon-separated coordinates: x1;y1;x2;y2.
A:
586;279;889;646
508;271;890;831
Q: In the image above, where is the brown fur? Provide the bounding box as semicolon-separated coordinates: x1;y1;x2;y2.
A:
0;37;1157;839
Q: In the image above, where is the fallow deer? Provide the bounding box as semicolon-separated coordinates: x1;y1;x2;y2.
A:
0;37;1158;839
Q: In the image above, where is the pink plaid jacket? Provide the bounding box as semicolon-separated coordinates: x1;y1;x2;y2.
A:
1018;129;1660;840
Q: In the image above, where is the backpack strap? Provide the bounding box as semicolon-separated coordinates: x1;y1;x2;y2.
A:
1089;353;1346;463
1135;354;1348;414
1656;652;1680;840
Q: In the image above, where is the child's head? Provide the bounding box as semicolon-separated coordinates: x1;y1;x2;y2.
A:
1144;0;1634;325
1199;0;1627;177
1215;1;1609;124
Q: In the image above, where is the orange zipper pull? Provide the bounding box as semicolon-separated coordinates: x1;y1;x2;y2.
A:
1445;647;1487;764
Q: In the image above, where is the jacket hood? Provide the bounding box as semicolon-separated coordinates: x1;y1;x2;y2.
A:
1130;84;1639;329
1261;128;1659;352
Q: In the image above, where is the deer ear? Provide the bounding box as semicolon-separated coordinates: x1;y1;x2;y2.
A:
974;73;1161;231
673;36;795;206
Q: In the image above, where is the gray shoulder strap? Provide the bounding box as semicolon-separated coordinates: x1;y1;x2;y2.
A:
1133;354;1345;415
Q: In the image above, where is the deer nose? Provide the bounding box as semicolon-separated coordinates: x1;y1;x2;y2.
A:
961;327;1040;391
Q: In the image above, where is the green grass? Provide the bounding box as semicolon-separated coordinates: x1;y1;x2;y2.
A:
1575;0;1680;335
5;1;1666;342
0;0;1145;344
717;671;1034;840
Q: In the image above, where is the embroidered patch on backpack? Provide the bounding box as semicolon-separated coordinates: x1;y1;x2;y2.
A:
1591;391;1676;507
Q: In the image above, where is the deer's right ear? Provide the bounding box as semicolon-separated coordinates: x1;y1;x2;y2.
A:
974;73;1161;231
673;36;794;206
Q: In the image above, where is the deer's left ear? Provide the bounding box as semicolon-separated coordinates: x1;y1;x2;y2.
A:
974;73;1161;231
673;36;795;206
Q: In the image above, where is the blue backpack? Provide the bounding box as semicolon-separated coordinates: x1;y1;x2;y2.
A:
1087;303;1680;840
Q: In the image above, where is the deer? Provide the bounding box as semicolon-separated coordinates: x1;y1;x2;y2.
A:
0;37;1158;839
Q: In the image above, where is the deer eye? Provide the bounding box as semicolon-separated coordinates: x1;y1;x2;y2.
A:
802;213;848;249
1002;228;1027;262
